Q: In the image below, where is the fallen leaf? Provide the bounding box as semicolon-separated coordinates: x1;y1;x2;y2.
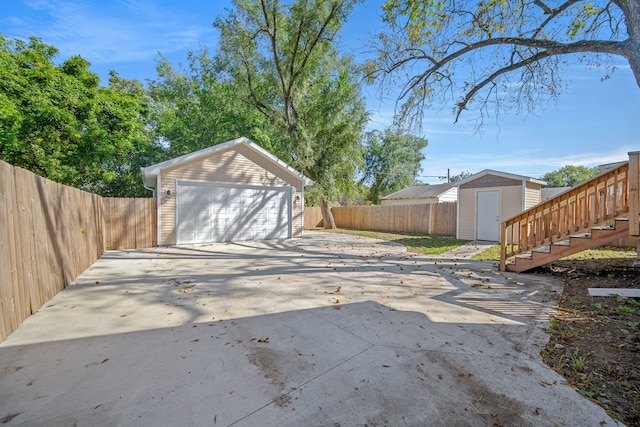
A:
178;284;196;294
258;337;269;343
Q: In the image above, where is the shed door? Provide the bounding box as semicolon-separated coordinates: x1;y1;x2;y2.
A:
476;191;500;241
176;182;291;244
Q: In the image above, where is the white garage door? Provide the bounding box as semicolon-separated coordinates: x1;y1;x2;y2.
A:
176;181;292;244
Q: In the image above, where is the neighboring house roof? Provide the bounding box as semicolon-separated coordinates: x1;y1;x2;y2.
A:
141;136;314;188
541;187;571;200
597;160;627;172
452;169;547;186
381;183;455;200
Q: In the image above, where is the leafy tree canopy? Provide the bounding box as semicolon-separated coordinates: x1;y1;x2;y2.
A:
361;128;428;204
214;0;368;227
0;34;156;196
366;0;640;129
542;164;599;187
148;49;282;159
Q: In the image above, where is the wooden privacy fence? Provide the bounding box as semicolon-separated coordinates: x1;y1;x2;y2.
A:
0;160;156;342
306;203;457;236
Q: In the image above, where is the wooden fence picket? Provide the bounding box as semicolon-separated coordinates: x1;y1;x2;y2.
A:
0;160;157;342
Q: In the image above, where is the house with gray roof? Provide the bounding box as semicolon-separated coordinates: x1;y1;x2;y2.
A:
380;183;457;206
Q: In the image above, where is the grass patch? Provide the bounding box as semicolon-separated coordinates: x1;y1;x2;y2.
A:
473;244;636;263
320;228;468;255
472;244;501;261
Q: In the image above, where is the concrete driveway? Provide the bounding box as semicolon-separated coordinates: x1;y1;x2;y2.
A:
0;232;620;426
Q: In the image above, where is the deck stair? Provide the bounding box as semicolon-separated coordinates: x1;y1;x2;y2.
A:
500;153;640;273
506;218;629;273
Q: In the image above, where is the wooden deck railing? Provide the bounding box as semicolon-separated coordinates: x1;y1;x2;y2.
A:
500;152;640;271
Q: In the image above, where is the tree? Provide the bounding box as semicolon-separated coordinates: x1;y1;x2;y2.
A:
366;0;640;128
361;128;428;204
214;0;368;228
542;165;599;187
0;35;155;196
148;50;283;159
449;171;473;183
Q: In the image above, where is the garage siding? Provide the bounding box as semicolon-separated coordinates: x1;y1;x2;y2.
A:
158;145;304;245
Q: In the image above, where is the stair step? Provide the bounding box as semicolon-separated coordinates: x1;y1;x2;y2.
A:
506;217;630;273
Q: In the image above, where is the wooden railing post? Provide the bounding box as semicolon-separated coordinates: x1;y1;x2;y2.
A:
629;151;640;236
500;222;507;271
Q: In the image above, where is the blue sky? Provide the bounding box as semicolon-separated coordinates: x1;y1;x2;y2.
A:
2;0;639;184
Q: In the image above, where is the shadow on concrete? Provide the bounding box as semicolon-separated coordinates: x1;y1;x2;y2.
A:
0;232;619;426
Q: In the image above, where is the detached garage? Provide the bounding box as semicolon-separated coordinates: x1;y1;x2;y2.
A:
454;170;546;242
141;137;313;245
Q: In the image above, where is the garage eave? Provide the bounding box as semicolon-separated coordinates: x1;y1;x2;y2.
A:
140;136;314;188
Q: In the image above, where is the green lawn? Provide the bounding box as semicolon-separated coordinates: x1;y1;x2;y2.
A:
320;228;468;255
472;244;637;266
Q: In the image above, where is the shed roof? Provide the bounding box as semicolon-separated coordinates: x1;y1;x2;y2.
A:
381;183;455;200
452;169;546;187
141;136;314;188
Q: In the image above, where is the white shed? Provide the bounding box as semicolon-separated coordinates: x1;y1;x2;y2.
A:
454;170;546;242
380;183;457;206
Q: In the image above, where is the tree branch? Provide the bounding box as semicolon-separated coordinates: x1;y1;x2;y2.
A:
454;50;550;122
397;36;630;101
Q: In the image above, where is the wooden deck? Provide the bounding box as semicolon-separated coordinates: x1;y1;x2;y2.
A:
500;152;640;272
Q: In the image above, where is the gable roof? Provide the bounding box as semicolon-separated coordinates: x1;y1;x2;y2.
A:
381;183;455;200
141;136;314;188
452;169;546;187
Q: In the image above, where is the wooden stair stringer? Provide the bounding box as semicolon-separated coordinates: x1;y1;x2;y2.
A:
506;218;630;273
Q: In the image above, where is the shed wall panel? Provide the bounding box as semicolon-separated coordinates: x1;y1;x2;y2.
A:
501;186;524;220
524;182;541;209
159;145;304;245
458;189;477;240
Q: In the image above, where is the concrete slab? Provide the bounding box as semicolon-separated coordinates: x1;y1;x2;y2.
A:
0;231;622;426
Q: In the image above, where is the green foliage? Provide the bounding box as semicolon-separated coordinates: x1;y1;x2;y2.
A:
0;34;156;196
542;165;599;188
449;171;473;183
148;49;281;159
214;0;367;213
361;128;428;204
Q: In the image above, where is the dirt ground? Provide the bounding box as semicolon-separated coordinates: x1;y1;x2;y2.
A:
537;257;640;426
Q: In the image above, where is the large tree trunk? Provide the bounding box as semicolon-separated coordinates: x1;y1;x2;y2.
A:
621;0;640;88
320;199;337;229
